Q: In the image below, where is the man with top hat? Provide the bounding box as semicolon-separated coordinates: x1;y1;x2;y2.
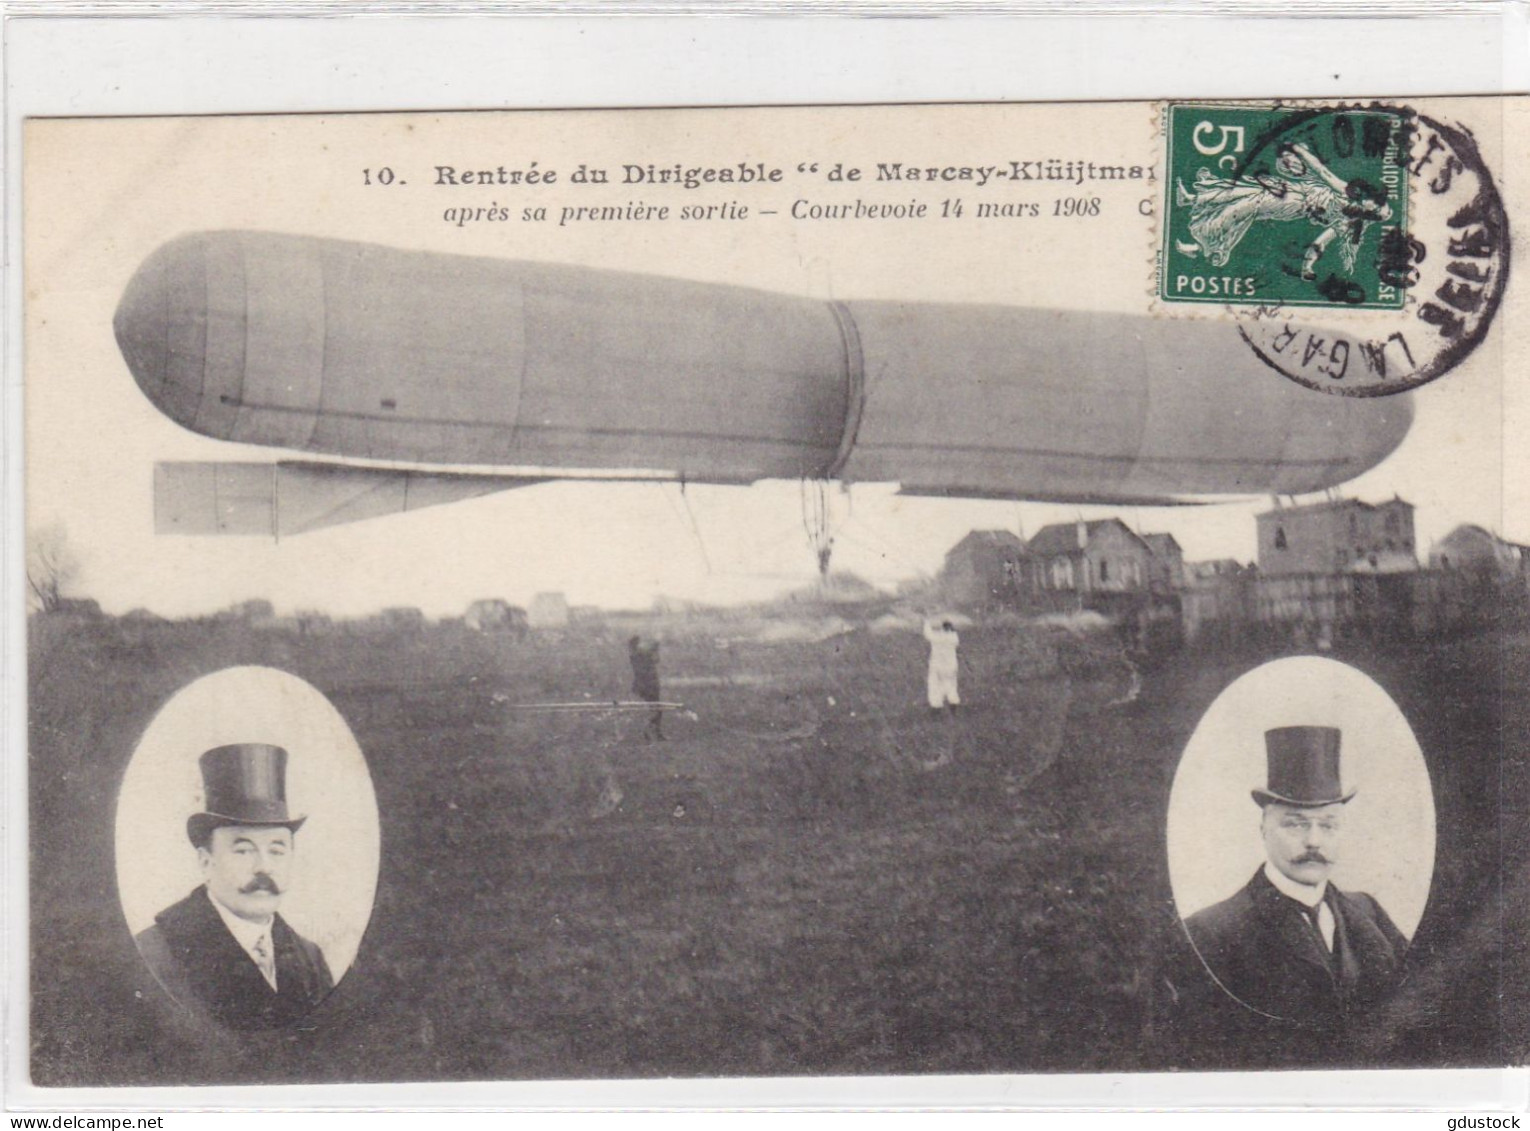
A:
1182;725;1408;1024
135;743;333;1030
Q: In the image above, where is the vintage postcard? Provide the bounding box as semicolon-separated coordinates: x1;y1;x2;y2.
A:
22;97;1528;1087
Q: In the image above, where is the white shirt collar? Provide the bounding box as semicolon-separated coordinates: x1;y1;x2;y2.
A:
205;886;275;953
1263;861;1328;908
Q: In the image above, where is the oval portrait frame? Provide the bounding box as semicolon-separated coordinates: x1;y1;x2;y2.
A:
116;665;380;1028
1165;656;1435;1020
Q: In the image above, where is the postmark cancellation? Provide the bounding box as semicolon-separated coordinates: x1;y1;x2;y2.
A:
1158;102;1508;396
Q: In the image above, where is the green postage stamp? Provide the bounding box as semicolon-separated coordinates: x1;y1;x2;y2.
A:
1159;103;1410;309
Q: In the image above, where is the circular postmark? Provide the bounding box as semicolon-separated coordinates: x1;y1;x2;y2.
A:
1161;103;1509;396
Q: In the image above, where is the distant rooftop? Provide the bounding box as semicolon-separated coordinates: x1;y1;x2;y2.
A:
1026;518;1135;558
1256;494;1412;520
949;529;1027;551
1141;532;1182;555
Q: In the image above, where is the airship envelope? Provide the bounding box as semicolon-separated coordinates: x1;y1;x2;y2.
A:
114;231;1414;534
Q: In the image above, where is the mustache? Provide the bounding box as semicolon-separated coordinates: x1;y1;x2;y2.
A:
1292;852;1331;865
239;874;282;895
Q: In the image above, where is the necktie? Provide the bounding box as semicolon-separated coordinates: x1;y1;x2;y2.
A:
1316;901;1335;950
1306;903;1335;951
252;932;278;990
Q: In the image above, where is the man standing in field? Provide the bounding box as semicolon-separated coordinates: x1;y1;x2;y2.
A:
628;634;665;741
923;618;961;719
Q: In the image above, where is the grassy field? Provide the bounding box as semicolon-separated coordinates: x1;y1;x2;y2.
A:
27;613;1530;1084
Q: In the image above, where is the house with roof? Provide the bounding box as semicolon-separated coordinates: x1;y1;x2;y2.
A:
1186;559;1252;583
465;598;530;637
1256;496;1417;576
1141;533;1185;592
1024;519;1154;594
1429;524;1529;580
941;529;1030;607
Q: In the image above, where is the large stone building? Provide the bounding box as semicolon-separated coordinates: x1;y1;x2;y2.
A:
1256;497;1417;577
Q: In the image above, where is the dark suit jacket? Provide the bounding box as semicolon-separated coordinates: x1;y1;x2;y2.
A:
1184;867;1408;1025
135;887;334;1031
629;642;661;702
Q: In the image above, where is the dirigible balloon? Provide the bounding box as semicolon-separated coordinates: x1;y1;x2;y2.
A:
114;231;1413;536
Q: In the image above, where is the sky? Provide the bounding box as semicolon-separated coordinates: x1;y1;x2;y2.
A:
23;101;1527;619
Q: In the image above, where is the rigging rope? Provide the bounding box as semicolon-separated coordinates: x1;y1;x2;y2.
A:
800;477;835;578
657;481;713;573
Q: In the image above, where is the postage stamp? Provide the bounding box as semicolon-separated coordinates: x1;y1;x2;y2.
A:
1160;102;1510;397
1160;103;1410;310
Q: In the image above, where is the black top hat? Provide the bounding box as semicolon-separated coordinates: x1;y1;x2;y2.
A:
186;743;307;847
1251;726;1356;808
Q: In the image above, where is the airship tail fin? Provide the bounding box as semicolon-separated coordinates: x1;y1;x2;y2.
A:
154;462;547;537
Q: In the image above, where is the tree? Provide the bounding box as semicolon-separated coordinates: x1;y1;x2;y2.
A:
26;522;79;613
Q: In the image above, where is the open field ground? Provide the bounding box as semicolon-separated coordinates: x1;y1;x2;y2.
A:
28;615;1530;1083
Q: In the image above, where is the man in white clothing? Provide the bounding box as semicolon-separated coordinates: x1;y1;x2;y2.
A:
923;618;961;718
